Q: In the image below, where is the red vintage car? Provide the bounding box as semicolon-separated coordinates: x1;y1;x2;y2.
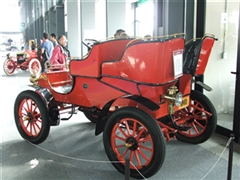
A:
3;47;42;76
14;33;217;179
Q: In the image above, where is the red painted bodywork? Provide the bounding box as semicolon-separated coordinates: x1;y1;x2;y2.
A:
37;37;186;120
34;34;216;135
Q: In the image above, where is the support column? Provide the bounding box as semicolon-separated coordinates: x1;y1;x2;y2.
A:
55;5;65;36
49;7;56;34
65;0;82;57
159;0;185;35
45;11;50;33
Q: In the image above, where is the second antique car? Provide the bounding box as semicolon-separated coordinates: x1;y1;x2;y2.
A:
3;40;42;76
14;33;217;179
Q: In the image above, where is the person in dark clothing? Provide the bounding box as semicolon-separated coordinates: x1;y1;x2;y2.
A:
50;33;58;47
41;32;53;72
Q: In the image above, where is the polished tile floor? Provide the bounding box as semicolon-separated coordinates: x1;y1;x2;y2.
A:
0;52;239;180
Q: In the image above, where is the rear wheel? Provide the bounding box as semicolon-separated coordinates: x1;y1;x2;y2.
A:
3;59;16;75
83;111;99;123
103;107;165;179
14;90;50;144
174;90;217;144
29;58;42;75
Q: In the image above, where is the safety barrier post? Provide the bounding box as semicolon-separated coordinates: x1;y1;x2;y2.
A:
227;134;235;180
125;157;130;180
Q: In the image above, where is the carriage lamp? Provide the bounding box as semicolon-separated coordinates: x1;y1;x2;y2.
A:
30;73;47;86
163;85;183;114
24;53;30;60
30;73;38;86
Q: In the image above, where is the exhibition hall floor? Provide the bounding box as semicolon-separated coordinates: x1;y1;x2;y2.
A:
0;52;239;180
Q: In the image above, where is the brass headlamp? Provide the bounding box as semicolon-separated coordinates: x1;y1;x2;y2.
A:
164;85;183;114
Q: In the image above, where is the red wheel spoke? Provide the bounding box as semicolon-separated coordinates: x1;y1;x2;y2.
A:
138;148;151;162
123;120;131;135
115;135;126;142
33;121;41;131
21;113;28;118
30;123;33;135
33;112;41;118
192;106;212;116
25;121;30;129
192;115;207;121
23;106;28;114
120;148;129;158
134;150;142;167
116;144;126;149
117;125;128;138
26;99;30;111
32;103;38;113
138;144;153;152
132;121;137;136
129;151;134;163
191;122;199;134
193;120;205;129
32;123;38;135
136;128;146;139
30;100;33;112
138;134;151;143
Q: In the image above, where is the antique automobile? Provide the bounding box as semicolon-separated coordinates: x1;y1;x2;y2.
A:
14;33;217;179
3;41;42;76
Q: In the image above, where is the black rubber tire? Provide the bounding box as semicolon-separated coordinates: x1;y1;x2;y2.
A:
83;111;98;123
14;90;50;144
103;107;165;179
176;90;217;144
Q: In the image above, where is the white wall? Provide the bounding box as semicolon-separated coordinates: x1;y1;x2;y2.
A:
65;0;82;57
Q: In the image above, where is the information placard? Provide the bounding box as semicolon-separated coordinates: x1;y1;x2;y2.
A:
173;49;183;78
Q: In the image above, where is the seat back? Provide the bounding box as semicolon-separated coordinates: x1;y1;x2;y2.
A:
69;39;132;77
183;35;216;75
101;37;185;84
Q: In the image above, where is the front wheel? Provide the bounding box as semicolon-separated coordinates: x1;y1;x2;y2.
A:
3;58;16;75
174;90;217;144
103;107;165;179
28;58;42;75
14;90;50;144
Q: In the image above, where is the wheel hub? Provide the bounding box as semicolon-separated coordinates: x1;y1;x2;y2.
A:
26;112;34;123
125;137;138;151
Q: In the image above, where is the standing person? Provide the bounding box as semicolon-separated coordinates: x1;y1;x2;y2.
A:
50;33;58;47
41;32;53;72
50;35;70;70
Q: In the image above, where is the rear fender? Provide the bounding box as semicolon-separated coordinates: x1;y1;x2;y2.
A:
193;80;212;91
95;95;159;135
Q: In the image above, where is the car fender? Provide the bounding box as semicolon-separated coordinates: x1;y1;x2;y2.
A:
95;95;159;135
28;85;53;105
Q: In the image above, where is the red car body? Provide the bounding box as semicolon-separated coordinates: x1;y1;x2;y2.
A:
14;33;217;179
